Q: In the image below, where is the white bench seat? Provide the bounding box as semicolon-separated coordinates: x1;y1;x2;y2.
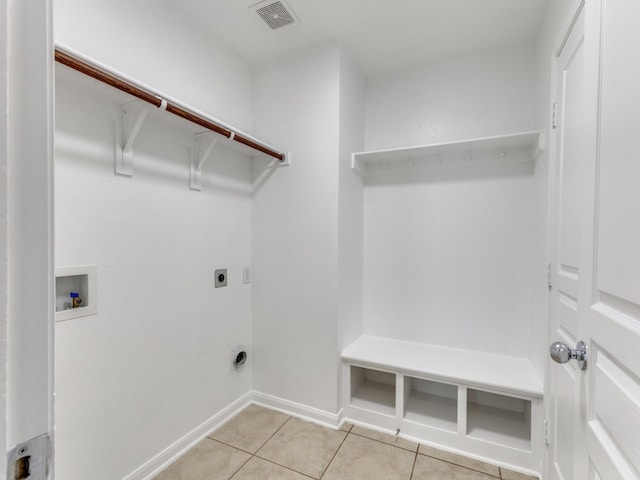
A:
342;335;543;399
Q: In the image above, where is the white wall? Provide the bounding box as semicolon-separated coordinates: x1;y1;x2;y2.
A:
54;0;253;132
54;70;254;480
363;162;534;357
365;43;537;151
360;43;539;359
53;5;256;474
252;43;342;416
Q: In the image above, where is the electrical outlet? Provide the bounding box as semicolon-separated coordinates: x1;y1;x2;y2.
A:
215;269;227;288
242;266;250;284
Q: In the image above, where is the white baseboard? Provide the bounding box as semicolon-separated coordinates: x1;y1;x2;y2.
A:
123;391;253;480
251;391;342;429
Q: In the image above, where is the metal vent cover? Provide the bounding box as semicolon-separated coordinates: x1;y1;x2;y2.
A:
256;1;295;30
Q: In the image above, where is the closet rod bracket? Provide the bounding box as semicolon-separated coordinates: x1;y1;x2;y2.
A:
190;132;219;191
117;100;150;176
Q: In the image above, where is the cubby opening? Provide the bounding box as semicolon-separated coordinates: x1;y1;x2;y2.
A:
350;366;396;416
466;389;531;451
404;378;457;433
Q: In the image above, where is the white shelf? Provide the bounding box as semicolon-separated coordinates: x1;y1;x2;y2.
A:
405;391;457;432
343;335;543;398
352;130;544;177
351;379;396;417
467;402;531;451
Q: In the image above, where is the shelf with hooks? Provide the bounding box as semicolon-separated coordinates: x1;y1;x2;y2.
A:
352;130;545;177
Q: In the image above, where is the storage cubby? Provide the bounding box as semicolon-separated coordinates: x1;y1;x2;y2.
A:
55;265;97;321
342;336;542;473
466;389;532;451
350;366;396;417
404;378;457;433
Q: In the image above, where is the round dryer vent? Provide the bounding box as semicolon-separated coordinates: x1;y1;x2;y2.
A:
232;345;248;368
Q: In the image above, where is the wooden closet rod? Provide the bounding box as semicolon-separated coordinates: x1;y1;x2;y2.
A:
54;49;285;162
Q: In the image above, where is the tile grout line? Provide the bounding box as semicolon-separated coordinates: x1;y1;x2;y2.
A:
409;450;419;480
317;429;351;480
226;452;253;480
250;416;321;479
206;437;256;456
251;453;317;480
217;414;295;480
419;452;501;478
256;415;293;454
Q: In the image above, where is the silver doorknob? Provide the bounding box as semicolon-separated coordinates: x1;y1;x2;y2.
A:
549;340;587;370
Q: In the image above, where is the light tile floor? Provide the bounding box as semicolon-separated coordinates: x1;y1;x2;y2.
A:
154;405;538;480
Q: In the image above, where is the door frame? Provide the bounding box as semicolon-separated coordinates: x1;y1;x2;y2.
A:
544;0;606;477
2;0;55;477
543;1;587;478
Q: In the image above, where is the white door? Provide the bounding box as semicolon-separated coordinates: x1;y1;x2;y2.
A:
547;5;588;480
548;1;640;479
581;0;640;478
3;0;55;478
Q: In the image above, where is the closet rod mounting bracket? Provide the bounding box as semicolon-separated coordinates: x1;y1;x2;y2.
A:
117;100;150;176
190;131;219;191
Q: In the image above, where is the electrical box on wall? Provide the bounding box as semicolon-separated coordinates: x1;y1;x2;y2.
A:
215;269;227;288
55;265;97;321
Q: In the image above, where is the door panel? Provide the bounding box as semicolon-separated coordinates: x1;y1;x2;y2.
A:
548;7;586;480
584;0;640;477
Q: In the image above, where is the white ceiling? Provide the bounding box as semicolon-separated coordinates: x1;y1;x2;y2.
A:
174;0;549;76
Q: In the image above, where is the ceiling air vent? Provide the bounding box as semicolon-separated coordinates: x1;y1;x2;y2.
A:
255;1;296;30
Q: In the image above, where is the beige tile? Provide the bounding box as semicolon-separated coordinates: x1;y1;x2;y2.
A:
418;445;500;477
232;457;309;480
351;425;418;452
500;468;538;480
339;421;354;432
412;455;499;479
209;404;290;453
257;417;347;479
322;433;415;480
153;438;250;480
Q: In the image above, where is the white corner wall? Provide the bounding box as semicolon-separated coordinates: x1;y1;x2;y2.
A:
365;43;537;150
252;43;342;416
337;50;365;353
337;50;365;410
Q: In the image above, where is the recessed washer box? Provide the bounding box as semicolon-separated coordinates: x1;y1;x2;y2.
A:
55;265;97;321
